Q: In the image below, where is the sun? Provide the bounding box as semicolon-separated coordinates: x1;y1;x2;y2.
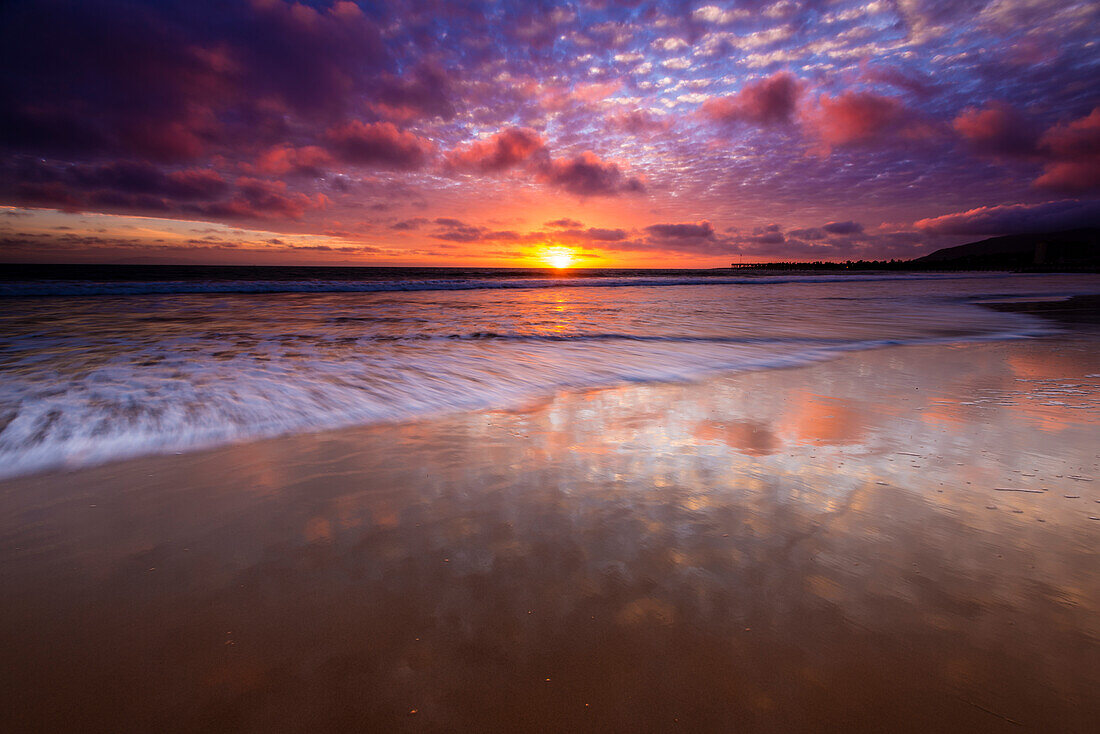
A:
543;247;574;269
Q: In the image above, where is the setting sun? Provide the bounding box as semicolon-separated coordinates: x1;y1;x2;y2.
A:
543;247;574;269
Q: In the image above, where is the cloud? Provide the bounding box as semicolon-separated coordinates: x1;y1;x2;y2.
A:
787;227;826;240
728;225;926;260
1;0;1096;258
433;224;489;242
645;221;715;239
750;231;784;245
15;182;85;211
391;217;428;230
691;6;751;24
0;0;388;162
555;227;629;242
429;218;520;243
9;159;232;213
1034;107;1100;194
952;102;1039;157
545;218;584;228
254;145;333;176
804;91;934;151
445;127;545;172
325;121;434;169
606;111;671;136
859;64;937;98
914;199;1100;234
536;152;645;196
580;227;628;241
610;220;739;255
370;64;456;122
822;220;864;234
950;105;1099;194
197;177;325;220
67;161;229;201
700;72;802;126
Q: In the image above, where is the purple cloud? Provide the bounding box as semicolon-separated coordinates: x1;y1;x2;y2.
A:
1035;108;1100;194
822;221;864;234
445;128;546;172
953;102;1040;158
536;152;645;197
915;200;1100;235
325;121;434;169
701;73;802;126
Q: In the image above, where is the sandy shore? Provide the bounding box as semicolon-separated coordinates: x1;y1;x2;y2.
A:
2;334;1099;732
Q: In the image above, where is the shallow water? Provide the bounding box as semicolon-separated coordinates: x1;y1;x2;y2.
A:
1;338;1097;732
2;271;1098;478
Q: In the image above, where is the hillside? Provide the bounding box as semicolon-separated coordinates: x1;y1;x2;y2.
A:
913;228;1100;270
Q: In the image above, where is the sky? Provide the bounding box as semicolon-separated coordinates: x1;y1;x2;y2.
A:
1;0;1098;267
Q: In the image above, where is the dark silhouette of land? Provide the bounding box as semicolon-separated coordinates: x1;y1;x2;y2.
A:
730;228;1100;272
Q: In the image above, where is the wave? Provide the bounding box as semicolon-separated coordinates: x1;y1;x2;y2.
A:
2;271;1086;480
0;271;1014;298
0;321;1053;481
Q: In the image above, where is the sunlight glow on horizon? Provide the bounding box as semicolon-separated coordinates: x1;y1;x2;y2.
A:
542;247;575;269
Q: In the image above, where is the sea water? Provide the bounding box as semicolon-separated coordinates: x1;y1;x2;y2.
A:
1;267;1098;478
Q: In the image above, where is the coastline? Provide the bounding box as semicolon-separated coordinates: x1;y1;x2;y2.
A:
2;333;1098;732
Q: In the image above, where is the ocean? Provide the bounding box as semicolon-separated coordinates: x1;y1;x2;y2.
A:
2;266;1099;479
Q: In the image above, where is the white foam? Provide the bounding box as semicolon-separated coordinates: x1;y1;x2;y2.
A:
0;272;1088;479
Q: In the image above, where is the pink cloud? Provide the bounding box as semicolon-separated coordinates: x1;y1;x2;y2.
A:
914;199;1100;235
254;145;333;175
701;72;801;126
126;120;208;162
606;111;671;136
445;127;546;172
536;151;644;196
1034;107;1100;193
804;91;935;152
952;102;1038;157
325;121;434;169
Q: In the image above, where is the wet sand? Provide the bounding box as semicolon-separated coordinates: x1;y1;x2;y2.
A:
984;294;1100;325
2;336;1099;732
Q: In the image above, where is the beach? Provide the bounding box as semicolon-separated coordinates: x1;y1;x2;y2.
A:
2;324;1098;732
4;0;1100;729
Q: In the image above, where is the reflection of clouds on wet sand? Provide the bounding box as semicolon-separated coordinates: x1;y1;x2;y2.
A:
694;419;779;455
1;338;1098;732
781;393;870;446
